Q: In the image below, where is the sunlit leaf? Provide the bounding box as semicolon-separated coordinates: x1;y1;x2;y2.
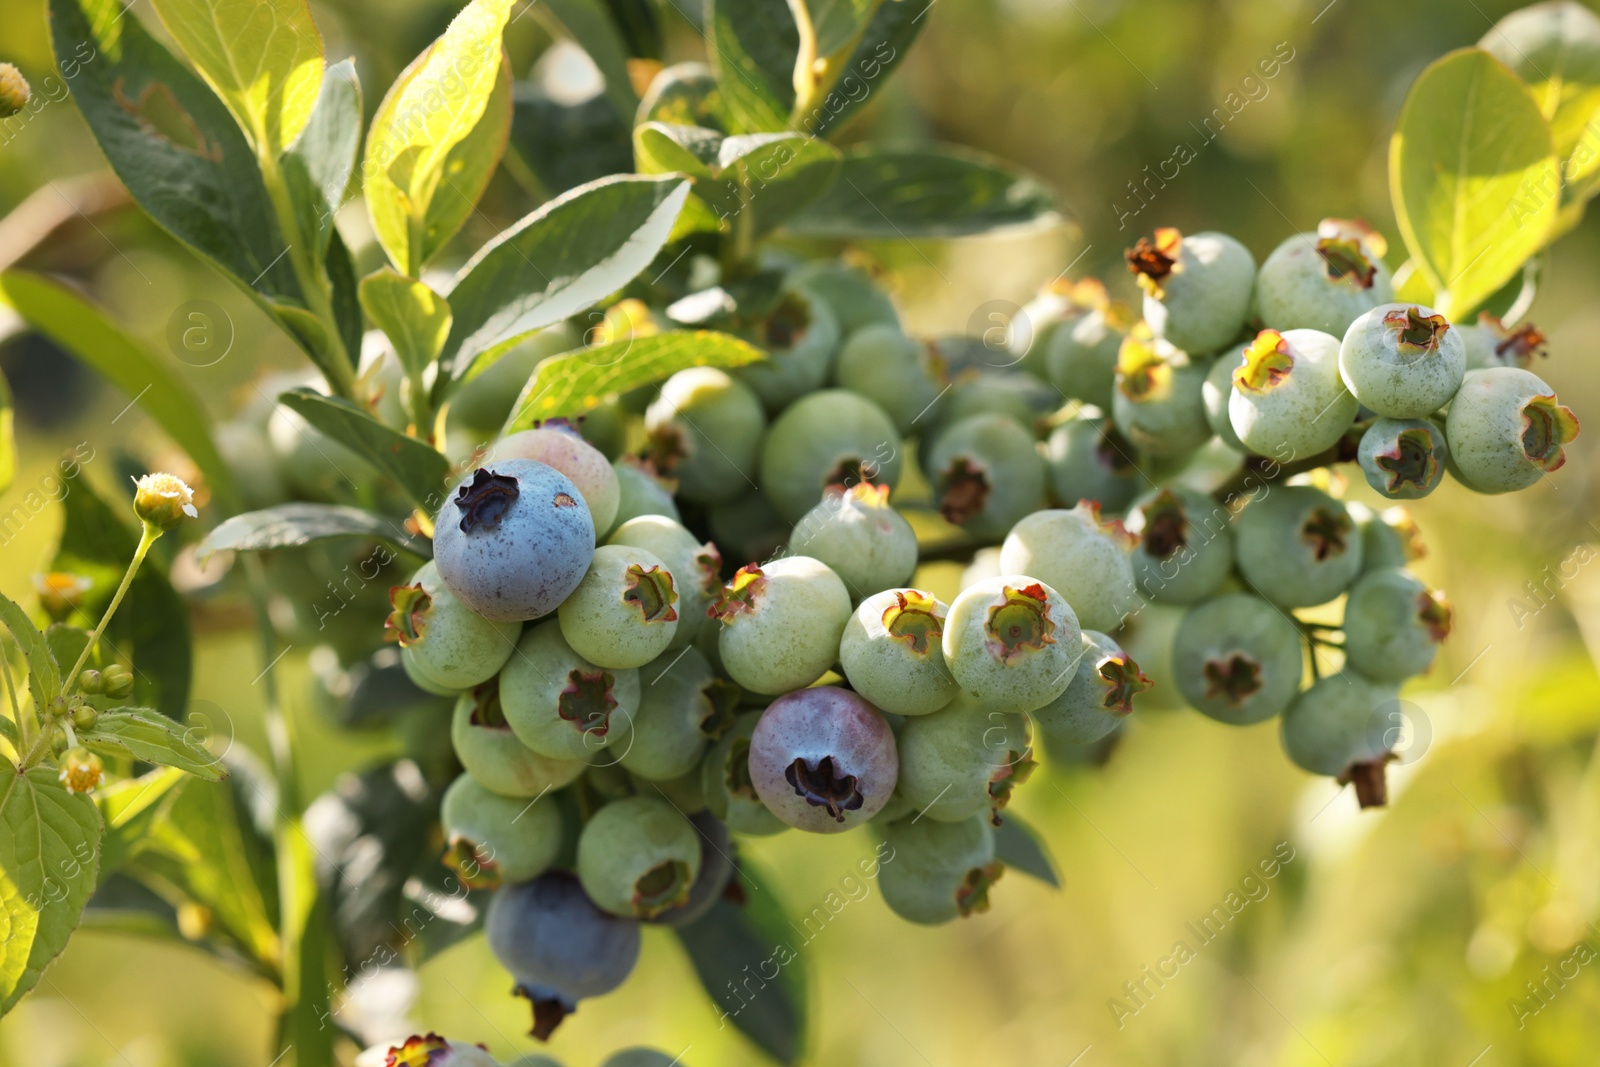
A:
283;58;362;258
706;0;798;133
276;389;452;509
359;269;453;378
81;708;228;782
197;503;427;562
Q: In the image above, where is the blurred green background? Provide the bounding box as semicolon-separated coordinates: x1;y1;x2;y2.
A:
4;0;1600;1064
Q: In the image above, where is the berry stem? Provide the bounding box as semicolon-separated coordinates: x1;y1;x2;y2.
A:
1212;435;1360;503
63;522;160;694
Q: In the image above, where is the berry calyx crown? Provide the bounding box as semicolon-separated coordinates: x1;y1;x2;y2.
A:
1418;589;1453;644
1138;490;1191;560
442;837;500;891
1300;507;1353;562
622;563;679;624
1125;227;1183;297
1373;426;1442;494
882;589;945;656
938;455;991;525
955;861;1006;917
1116;334;1174;402
983;583;1057;664
1381;306;1451;354
1071;498;1138;550
557;669;618;736
385;583;432;646
1234;330;1296;394
632;859;693;918
1202;652;1263;706
786;754;865;822
711;565;766;622
1098;653;1153;714
1476;313;1547;368
1314;236;1379;290
1520;395;1580;472
454;467;520;533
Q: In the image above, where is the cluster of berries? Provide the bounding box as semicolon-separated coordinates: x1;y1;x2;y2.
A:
380;221;1574;1038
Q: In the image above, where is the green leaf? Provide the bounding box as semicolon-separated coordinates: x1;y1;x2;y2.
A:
675;858;807;1065
537;0;641;120
275;820;334;1067
364;0;514;275
417;52;514;270
504;330;765;432
95;768;189;885
327;229;365;372
197;503;428;562
283;57;362;259
635;124;841;233
793;0;928;137
1389;48;1560;318
1482;2;1600;232
506;85;634;201
637;62;727;130
0;591;59;715
47;0;301;304
635;122;724;180
0;764;103;1014
992;812;1059;888
706;0;799;134
149;0;325;156
53;478;192;719
277;389;451;509
787;144;1060;237
439;174;691;383
793;0;878;60
0;369;13;496
44;626;91;683
81;707;228;782
359;269;453;378
0;272;238;511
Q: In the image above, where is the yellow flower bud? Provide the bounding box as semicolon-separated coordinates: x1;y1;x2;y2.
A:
0;64;29;119
132;472;198;530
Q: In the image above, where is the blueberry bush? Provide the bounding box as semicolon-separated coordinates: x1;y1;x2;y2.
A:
0;0;1595;1064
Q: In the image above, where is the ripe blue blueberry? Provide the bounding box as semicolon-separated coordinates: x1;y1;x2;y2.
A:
789;484;919;599
1227;328;1358;458
712;556;852;695
999;503;1139;632
878;813;1004;925
1112;334;1215;457
926;413;1047;542
1126;228;1256;355
644;368;766;505
1125;487;1234;605
494;421;621;535
1032;630;1151;744
839;588;959;717
748;687;899;833
1445;367;1580;494
451;680;585;797
576;794;703;919
1342;567;1451;682
1172;594;1303;725
1358;417;1448;499
895;692;1036;823
440;772;562;889
758;389;903;524
499;621;641;762
485;871;641;1039
1233;485;1363;608
557;544;681;669
943;576;1080;714
1338;303;1466;418
1254;221;1394;336
433;460;596;622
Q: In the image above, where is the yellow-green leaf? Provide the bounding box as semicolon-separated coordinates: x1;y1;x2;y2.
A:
149;0;325;155
0;369;12;496
364;0;513;275
1389;48;1560;317
359;268;453;377
505;331;765;432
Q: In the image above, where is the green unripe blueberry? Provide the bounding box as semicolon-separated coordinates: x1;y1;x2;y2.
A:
601;1050;685;1067
608;516;722;650
999;504;1138;632
1032;630;1151;744
1339;303;1466;418
1280;669;1398;806
789;484;918;599
924;370;1057;447
558;544;681;669
895;692;1036;823
1358;417;1448;499
451;680;585;797
1227;328;1358;458
1234;486;1363;608
708;492;790;566
500;621;641;762
1254;222;1394;336
1042;282;1131;409
609;457;682;533
1127;228;1256;355
733;285;842;411
787;259;901;336
1458;313;1547;371
712;556;852;695
943;576;1080;714
1445;367;1580;494
1125;487;1234;605
759;389;903;524
1112;335;1214;457
494;422;622;534
644;367;766;505
388;561;521;691
701;712;787;835
619;646;734;781
1172;594;1303;725
577;795;703;919
839;589;958;717
1343;567;1452;682
406;653;463;697
1202;353;1249;454
1042;418;1147;513
440;773;563;889
835;324;946;435
878;814;1004;925
927;413;1047;542
1349;501;1425;575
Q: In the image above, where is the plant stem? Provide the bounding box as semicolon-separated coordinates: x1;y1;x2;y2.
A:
0;649;29;755
64;522;159;692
